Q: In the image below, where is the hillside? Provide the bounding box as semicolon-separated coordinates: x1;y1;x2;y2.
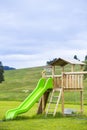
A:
0;66;44;101
3;66;16;70
0;65;87;104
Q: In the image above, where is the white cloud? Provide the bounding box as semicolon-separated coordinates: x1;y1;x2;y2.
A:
0;0;87;68
1;47;87;69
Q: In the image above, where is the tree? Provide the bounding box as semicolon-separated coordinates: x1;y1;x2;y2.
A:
46;58;57;65
0;61;4;83
74;55;80;61
84;55;87;71
85;55;87;61
84;55;87;79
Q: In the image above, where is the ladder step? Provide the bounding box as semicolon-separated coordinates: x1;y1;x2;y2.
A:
46;88;62;116
53;96;59;98
47;112;54;115
50;101;57;103
53;88;62;92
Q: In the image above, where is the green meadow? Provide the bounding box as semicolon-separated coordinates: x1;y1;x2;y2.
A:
0;66;87;130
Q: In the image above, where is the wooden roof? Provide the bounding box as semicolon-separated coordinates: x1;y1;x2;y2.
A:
50;58;85;66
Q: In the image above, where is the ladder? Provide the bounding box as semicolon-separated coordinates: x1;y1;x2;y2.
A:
46;88;62;116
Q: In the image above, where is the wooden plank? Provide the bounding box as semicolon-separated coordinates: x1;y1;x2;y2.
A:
61;89;64;115
64;88;83;91
69;75;72;88
66;75;68;88
78;75;80;88
62;73;84;89
72;75;74;88
80;91;83;113
45;75;61;78
63;71;87;75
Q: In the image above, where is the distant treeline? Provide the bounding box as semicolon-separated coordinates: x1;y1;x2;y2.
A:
3;66;16;70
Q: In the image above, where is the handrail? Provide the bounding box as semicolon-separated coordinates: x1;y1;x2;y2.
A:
45;75;62;78
62;71;87;75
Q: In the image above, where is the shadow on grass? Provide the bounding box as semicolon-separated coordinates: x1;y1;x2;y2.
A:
3;112;63;122
28;112;64;120
3;112;87;122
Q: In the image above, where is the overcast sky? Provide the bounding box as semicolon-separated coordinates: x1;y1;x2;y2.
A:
0;0;87;69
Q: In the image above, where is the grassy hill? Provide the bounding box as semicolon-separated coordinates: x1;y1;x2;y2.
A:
0;66;44;101
0;65;87;104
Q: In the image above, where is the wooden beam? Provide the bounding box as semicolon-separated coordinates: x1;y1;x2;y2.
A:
61;74;64;115
80;91;83;113
61;89;64;115
42;70;46;78
52;66;55;76
63;71;87;75
62;66;64;72
71;64;75;72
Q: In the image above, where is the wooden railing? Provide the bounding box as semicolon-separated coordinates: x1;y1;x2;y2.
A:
53;75;61;89
62;72;84;90
43;71;87;90
44;75;62;89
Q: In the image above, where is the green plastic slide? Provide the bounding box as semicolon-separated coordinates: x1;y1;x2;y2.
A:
5;77;53;120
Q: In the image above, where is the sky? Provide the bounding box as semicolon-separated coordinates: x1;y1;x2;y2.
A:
0;0;87;69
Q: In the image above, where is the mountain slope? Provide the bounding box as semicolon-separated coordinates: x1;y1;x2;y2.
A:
0;66;44;101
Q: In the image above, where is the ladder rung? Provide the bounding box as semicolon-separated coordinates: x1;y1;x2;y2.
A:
53;88;62;91
48;107;55;109
53;96;59;98
47;112;53;115
46;88;62;116
50;101;57;103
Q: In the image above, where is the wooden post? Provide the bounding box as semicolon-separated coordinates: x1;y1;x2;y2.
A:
37;91;51;114
42;94;45;113
61;67;64;115
80;65;84;71
52;66;55;76
37;98;43;114
62;66;64;72
42;70;46;78
71;64;75;72
61;73;64;115
61;68;64;115
80;91;83;113
61;89;64;115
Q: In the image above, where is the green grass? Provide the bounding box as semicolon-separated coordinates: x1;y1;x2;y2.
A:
0;101;87;130
0;66;87;129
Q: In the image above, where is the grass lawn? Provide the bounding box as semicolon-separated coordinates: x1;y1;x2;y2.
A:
0;101;87;130
0;67;87;130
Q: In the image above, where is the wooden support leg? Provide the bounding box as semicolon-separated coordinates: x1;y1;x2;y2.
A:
37;90;51;114
42;94;45;114
37;97;43;114
62;89;64;115
80;91;83;114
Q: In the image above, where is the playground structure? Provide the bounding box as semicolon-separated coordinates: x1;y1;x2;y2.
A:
37;58;86;116
5;57;87;120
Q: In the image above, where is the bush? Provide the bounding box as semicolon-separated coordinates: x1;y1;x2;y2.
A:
0;61;4;83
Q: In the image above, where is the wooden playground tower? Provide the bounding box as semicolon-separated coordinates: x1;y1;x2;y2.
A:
37;58;86;116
